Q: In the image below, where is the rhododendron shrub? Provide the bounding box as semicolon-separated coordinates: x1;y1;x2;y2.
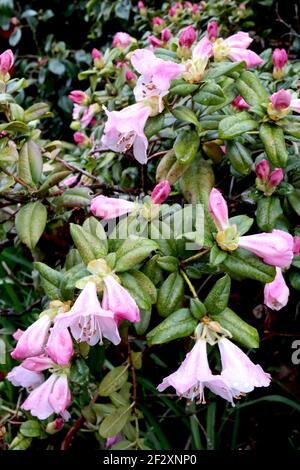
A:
0;0;300;453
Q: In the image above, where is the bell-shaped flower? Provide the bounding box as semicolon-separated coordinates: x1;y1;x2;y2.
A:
212;32;264;68
90;195;135;219
157;339;235;405
264;267;289;311
101;102;151;164
22;373;71;421
131;49;185;114
102;275;140;323
46;329;74;366
218;338;271;394
11;315;51;360
239;229;294;268
53;282;121;346
208;188;229;231
7;365;44;391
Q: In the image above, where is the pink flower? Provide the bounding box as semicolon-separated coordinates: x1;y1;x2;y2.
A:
112;32;133;49
179;25;197;48
102;275;140;323
293;236;300;256
106;433;123;449
232;95;250;110
0;49;14;75
290;98;300;114
191;4;199;14
193;36;213;58
7;365;44;391
161;28;171;42
268;168;284;187
157;339;235;404
46;329;74;366
22;356;55;372
218;338;271;394
151;180;171;204
73;131;87;145
81;105;96;128
90;195;135;219
46;417;65;434
91;48;102;60
264;267;289;310
169;6;177;17
22;373;71;420
152;16;164;26
11;315;51;360
255;159;270;181
53;282;121;346
59;175;79;188
213;32;264;68
69;90;88;105
207;21;219;41
72;103;83;120
209;188;229;231
138;1;145;9
101;102;151;164
125;69;136;82
148;35;162;48
131;49;185;113
239;229;294;268
270;90;291;110
272;48;288;69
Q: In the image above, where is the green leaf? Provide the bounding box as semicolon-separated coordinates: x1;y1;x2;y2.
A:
180;157;215;204
157;271;185;317
256;197;283;231
259;123;288;168
18;140;43;186
59;187;91;207
205;61;246;79
99;365;129;397
114;238;158;272
24;102;50;122
135;309;152;335
48;58;66;75
236;70;269;107
99;406;131;438
212;307;259;348
219;112;258;139
156;255;179;272
70;223;107;264
209;244;228;266
147;308;197;344
190;298;207;320
15;201;47;250
34;262;62;299
194;82;225;106
288;189;300;216
9;434;32;450
37;170;70;194
70;358;90;385
229;215;253;235
20;420;41;438
144;112;174;139
0;121;29;134
172;106;201;129
222;248;275;283
289;271;300;291
82;216;108;255
174;129;200;164
204;274;231;315
169;79;199;97
226;141;253;176
156;149;188;185
119;271;157;310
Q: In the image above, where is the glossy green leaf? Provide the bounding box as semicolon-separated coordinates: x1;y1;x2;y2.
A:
259;123;288;168
174;129;200;164
222;248;275;282
256;197;283;231
147;308;197;344
99;365;129;397
219;112;258;139
18;140;43;186
114;238;158;272
212;307;259;348
99;406;131;438
15;201;47;250
204;274;231;315
157;271;185;317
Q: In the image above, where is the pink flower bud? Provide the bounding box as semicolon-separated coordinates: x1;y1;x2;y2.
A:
152;16;164;26
191;4;199;14
293;236;300;256
46;329;73;366
106;433;123;449
151;180;171;204
169;6;177;17
138;1;145;9
125;69;136;82
73;131;87;145
0;49;14;75
91;48;102;60
208;188;229;231
272;48;288;69
103;275;140;323
91;195;135;220
270;89;292;110
239;2;246;10
264;267;289;310
207;21;219;41
179;25;196;48
255;159;270;181
148;35;162;48
112;32;133;49
46;418;65;434
231;95;250;110
161;28;171;42
268;168;284;187
69;90;88;105
11;315;51;360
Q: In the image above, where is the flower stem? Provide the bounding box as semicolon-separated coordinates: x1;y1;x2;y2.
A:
182;249;210;265
180;269;198;298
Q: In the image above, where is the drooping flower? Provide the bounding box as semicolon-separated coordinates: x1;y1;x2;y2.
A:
0;49;14;76
90;195;135;219
212;32;264;68
53;282;121;346
264;267;289;310
272;48;288;79
157;338;235;404
102;275;140;323
7;365;44;391
112;32;134;49
151;180;171;204
208;188;229;231
46;329;74;366
131;49;185;114
22;373;71;421
218;337;271;393
11;315;51;360
100;102;151;164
